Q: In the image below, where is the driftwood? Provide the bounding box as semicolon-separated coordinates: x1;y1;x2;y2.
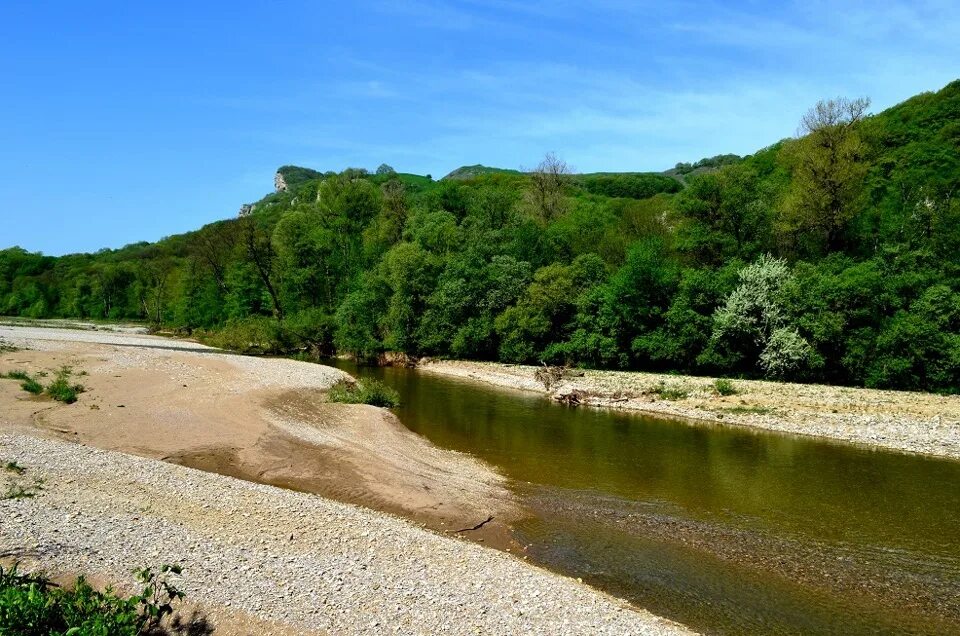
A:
535;362;586;390
377;351;419;368
453;516;494;533
536;362;578;390
554;390;582;406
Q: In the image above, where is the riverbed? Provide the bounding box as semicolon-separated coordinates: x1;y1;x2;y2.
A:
0;325;687;635
339;360;960;635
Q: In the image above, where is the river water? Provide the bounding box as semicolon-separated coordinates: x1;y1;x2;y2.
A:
334;361;960;635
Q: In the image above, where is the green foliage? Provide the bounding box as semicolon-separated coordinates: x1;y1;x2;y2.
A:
778;97;871;254
443;164;522;180
714;378;737;396
200;317;284;354
327;379;400;407
706;255;822;380
3;370;44;395
496;254;606;363
276;165;322;189
577;172;682;199
669;154;743;178
2;82;960;392
719;405;771;415
675;164;773;265
21;379;43;395
45;367;85;404
0;563;184;635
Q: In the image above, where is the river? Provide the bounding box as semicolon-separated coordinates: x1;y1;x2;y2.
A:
334;360;960;635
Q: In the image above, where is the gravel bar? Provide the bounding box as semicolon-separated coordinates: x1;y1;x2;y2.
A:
0;434;694;635
420;360;960;460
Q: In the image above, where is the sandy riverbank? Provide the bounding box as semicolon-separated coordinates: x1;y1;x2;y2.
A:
419;360;960;460
0;325;517;545
0;433;693;635
0;324;696;634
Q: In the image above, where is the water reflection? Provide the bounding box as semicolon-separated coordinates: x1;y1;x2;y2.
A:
335;361;960;635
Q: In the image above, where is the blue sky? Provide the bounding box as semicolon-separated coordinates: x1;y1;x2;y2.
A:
1;1;957;255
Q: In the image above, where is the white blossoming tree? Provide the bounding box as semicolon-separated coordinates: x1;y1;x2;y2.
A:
710;254;821;380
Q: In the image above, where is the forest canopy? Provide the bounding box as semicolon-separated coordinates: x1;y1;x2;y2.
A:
3;81;959;393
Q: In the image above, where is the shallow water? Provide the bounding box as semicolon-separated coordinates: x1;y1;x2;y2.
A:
335;361;960;635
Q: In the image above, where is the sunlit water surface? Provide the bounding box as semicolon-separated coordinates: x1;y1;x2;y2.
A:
335;361;960;635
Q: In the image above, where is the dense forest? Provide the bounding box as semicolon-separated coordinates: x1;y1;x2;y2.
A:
2;82;959;392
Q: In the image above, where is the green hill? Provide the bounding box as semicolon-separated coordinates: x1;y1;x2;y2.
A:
2;80;959;392
442;164;522;180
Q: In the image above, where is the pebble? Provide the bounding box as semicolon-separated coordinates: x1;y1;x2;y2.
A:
0;433;693;635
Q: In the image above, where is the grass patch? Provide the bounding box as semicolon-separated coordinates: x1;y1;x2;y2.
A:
328;379;400;407
3;370;44;395
714;378;738;396
0;563;186;635
44;366;85;404
653;382;689;401
21;378;43;395
2;483;42;500
2;368;84;400
719;405;771;415
1;457;43;500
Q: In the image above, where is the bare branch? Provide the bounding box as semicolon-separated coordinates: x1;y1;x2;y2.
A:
799;97;871;135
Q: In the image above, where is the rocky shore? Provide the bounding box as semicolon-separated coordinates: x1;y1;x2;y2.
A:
419;360;960;460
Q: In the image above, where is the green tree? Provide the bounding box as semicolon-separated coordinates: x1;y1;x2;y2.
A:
676;164;772;264
496;254;605;363
705;255;821;379
524;153;571;223
779;97;871;254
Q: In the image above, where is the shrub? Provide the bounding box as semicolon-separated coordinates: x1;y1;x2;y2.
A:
2;370;43;395
714;378;738;396
2;483;42;500
1;458;43;500
0;563;185;635
759;327;822;380
201;317;284;355
328;379;400;407
45;367;85;404
20;378;43;395
282;309;336;358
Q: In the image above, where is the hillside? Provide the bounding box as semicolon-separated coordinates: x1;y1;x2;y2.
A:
443;164;522;180
1;80;958;392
